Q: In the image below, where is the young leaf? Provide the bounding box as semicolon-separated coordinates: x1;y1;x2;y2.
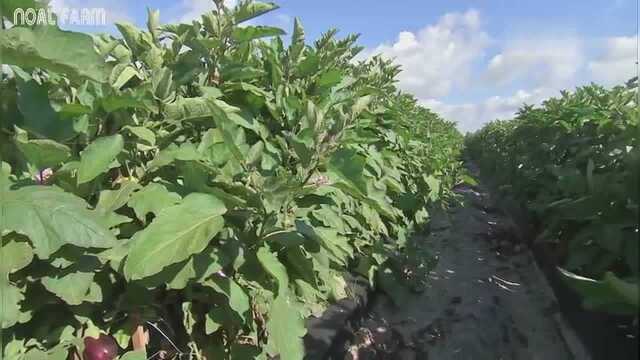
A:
233;1;279;24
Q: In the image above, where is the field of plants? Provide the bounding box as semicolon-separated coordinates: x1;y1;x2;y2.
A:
0;1;464;359
466;82;639;316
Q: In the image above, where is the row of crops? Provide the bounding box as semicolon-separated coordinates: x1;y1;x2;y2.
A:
0;1;464;359
466;82;639;316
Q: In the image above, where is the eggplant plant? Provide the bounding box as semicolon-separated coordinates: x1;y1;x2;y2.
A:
0;1;463;359
467;82;639;316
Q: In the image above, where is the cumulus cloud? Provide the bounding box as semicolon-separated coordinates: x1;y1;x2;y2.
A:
360;10;639;132
367;9;490;99
485;36;584;87
588;35;638;85
423;87;556;133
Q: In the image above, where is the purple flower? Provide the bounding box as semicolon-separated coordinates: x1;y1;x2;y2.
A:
34;168;53;184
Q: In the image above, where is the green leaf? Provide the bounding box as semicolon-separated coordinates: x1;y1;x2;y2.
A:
290;128;315;167
0;26;108;82
0;186;117;258
127;183;181;223
289;17;305;62
257;246;289;296
15;137;71;170
124;193;226;279
115;22;152;56
95;180;142;214
327;148;367;195
0;278;25;328
41;271;96;305
559;268;639;315
165;97;216;122
317;69;343;88
266;295;305;360
119;351;147;360
110;64;140;89
232;26;286;43
424;175;441;202
147;8;161;43
138;245;227;290
14;75;76;141
124;126;156;146
206;276;250;321
233;1;279;24
78;134;124;184
0;237;34;274
263;230;307;248
205;307;224;334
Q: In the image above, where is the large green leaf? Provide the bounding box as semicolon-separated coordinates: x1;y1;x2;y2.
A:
127;183;181;222
95;180;142;213
0;278;25;328
0;26;108;82
15;137;71;170
0;186;117;258
559;268;639;315
124;193;227;279
41;271;98;305
266;295;305;360
78;134;124;184
231;26;285;43
14;75;76;141
205;276;250;321
165;97;216;122
327;148;368;195
257;246;289;296
0;237;34;274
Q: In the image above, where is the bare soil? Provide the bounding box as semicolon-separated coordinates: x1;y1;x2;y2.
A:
337;179;578;360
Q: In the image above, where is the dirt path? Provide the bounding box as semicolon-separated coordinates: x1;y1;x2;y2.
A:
341;173;577;359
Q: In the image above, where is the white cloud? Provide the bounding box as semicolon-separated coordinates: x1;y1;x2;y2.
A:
588;35;638;85
424;87;556;133
485;36;584;87
174;0;237;24
367;9;490;99
362;9;638;132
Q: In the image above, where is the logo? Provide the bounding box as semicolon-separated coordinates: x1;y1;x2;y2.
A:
13;7;107;26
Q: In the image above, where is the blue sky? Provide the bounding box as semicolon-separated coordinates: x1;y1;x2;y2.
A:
48;0;639;131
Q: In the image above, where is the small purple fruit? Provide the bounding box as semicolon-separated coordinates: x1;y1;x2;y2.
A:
83;334;119;360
